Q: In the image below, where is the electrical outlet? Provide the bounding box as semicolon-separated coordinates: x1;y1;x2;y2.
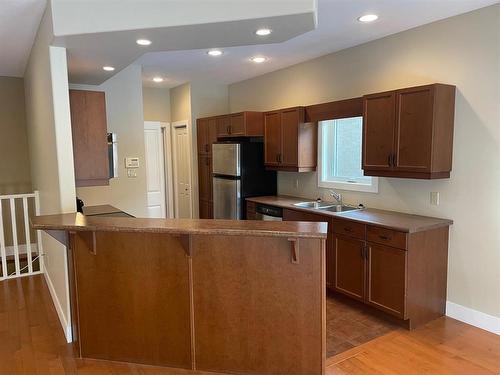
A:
127;169;137;178
430;192;440;206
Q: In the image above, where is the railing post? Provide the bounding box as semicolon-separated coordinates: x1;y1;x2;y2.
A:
0;199;6;279
34;190;44;274
23;197;33;274
10;198;20;276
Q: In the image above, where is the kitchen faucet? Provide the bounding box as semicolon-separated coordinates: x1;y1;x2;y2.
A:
329;190;342;205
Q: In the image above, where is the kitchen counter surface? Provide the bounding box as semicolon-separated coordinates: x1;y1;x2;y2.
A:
246;195;453;233
31;212;327;239
82;204;121;216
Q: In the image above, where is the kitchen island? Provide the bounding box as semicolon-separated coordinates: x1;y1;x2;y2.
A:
32;213;328;375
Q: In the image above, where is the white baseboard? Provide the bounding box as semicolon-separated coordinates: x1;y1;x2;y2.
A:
43;271;73;343
446;301;500;335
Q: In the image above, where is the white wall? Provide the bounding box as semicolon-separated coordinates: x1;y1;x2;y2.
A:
73;65;148;218
229;5;500;318
23;6;76;341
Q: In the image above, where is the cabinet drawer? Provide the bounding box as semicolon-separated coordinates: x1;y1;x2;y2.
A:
332;220;365;239
367;226;407;249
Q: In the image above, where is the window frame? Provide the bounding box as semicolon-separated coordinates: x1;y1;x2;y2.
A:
317;117;379;193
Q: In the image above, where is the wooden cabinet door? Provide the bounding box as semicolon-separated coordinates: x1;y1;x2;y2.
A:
333;234;365;301
281;108;299;167
197;119;209;154
199;199;212;219
366;242;406;318
362;92;396;171
207;118;218;151
394;86;433;172
70;90;109;186
216;116;230;137
229;113;245;136
264;111;282;166
198;155;212;202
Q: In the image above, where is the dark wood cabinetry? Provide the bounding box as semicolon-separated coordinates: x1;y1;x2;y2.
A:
277;203;449;329
216;112;263;138
264;107;317;172
197;117;217;155
363;84;456;179
196;118;217;218
69;89;109;187
366;243;406;318
332;234;365;302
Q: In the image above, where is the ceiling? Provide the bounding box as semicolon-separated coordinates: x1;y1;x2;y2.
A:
52;0;317;85
0;0;46;77
138;0;500;88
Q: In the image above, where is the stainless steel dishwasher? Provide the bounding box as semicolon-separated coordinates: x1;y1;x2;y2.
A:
254;203;283;221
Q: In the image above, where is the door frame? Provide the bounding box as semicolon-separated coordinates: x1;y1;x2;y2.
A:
171;120;193;218
144;121;173;218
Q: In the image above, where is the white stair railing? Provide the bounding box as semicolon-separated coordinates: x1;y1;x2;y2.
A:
0;191;43;280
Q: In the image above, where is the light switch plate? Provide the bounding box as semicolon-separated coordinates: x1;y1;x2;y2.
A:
125;157;140;168
430;192;440;206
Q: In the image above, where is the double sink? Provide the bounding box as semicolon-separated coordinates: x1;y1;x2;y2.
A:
293;201;360;213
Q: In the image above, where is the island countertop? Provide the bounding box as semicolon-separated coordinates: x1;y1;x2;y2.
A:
246;195;453;233
31;212;327;239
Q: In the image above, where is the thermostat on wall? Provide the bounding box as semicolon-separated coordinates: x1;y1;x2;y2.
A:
125;157;140;168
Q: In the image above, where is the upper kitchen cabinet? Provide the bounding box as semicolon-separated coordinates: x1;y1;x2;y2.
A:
363;84;456;179
215;111;264;138
197;117;217;155
69;89;110;187
264;107;317;172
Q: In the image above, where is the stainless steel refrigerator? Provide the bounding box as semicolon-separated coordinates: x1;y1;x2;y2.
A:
212;142;277;219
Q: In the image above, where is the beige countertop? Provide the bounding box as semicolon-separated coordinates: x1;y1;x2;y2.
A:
247;195;453;233
31;212;327;239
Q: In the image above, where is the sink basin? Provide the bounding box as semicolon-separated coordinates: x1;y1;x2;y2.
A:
318;205;360;212
293;201;360;212
293;201;335;209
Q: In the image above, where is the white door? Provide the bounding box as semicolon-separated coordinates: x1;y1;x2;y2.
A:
172;122;192;218
144;122;166;218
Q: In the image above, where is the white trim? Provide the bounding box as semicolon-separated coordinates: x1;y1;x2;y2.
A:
43;270;73;343
446;301;500;336
171;120;193;218
162;122;175;219
318;117;378;193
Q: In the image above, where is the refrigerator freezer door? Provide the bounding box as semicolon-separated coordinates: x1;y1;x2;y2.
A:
213;177;241;219
212;143;241;177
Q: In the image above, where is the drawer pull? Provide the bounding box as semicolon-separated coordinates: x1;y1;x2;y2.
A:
379;235;390;240
344;227;352;233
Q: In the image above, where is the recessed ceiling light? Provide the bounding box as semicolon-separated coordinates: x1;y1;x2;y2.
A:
136;39;152;46
102;66;115;71
207;49;223;56
358;14;378;23
153;77;164;83
250;56;267;63
255;28;272;36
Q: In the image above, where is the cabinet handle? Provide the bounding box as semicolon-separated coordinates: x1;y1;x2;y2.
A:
392;154;397;167
343;227;352;233
278;153;282;163
276;154;280;163
227;125;232;135
379;235;390;240
388;154;392;166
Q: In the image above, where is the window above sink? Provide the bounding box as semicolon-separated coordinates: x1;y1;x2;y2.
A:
318;116;378;193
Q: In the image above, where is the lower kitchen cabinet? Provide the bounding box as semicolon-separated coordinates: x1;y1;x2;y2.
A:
366;242;406;318
333;234;365;302
275;204;450;329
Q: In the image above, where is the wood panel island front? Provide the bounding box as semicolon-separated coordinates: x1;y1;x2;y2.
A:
31;213;328;375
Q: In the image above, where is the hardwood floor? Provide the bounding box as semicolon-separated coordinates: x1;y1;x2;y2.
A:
326;292;399;357
2;274;500;375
